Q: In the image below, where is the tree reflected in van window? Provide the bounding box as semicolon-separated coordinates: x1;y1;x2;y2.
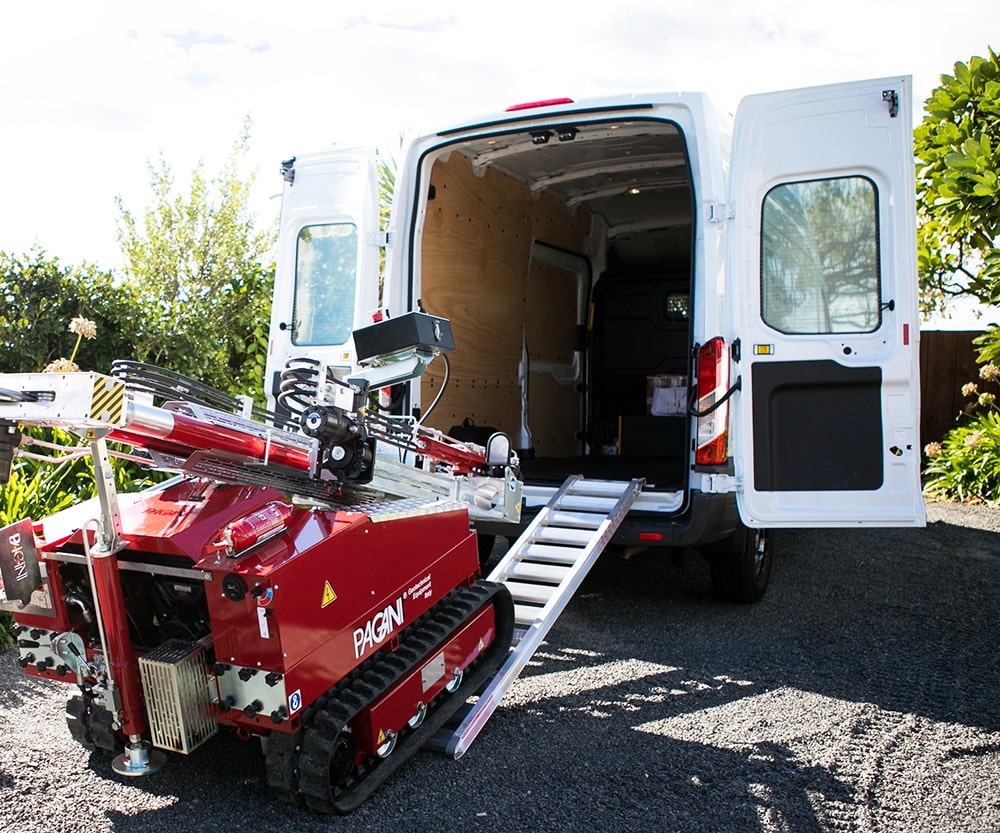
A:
292;223;358;345
761;177;880;334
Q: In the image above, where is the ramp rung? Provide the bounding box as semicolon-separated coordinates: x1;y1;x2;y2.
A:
544;510;604;529
564;479;636;498
532;526;594;546
555;494;618;512
514;603;544;627
520;543;584;564
505;580;558;605
503;561;570;584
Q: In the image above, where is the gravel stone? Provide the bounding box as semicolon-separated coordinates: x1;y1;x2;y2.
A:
1;499;998;832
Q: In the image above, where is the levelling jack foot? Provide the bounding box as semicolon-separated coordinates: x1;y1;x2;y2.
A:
111;739;166;777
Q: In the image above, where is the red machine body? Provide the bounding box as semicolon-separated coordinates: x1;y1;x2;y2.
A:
3;365;515;812
17;475;491;722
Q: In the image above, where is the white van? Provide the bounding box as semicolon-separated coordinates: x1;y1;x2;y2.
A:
264;77;926;603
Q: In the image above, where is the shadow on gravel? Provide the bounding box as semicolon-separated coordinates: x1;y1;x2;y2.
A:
89;694;855;833
0;650;63;709
556;516;1000;734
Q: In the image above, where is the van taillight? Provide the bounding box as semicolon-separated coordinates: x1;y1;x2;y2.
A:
695;337;730;467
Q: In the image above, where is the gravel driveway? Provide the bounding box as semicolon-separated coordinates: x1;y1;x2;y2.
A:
2;499;998;832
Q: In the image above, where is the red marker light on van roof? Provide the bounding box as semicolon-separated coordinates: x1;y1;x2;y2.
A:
505;98;574;112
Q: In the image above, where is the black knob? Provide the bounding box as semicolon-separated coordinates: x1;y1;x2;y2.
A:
222;574;247;602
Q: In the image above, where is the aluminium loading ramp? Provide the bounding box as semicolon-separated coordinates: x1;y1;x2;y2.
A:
426;475;644;759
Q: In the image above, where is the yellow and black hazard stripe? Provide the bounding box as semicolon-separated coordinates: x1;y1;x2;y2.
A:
90;376;126;425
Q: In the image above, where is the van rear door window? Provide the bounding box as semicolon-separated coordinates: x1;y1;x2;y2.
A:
292;223;358;346
760;176;880;335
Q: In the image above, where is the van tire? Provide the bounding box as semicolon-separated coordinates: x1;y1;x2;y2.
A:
477;534;497;568
708;526;771;603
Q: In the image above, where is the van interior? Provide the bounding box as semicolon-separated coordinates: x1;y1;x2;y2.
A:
414;117;695;492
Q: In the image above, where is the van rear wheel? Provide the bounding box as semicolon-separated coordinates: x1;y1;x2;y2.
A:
476;534;497;568
708;526;771;603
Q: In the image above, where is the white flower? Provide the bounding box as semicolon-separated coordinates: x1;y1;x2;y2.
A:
69;316;97;339
43;358;80;373
980;363;1000;382
964;431;986;449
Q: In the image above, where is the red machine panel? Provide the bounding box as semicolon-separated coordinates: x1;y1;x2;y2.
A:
200;504;481;711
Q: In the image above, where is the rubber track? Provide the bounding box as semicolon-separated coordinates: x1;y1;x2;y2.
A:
66;693;120;756
264;580;514;814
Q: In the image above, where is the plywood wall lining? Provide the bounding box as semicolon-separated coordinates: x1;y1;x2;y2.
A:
419;151;590;455
527;372;582;457
525;260;580;365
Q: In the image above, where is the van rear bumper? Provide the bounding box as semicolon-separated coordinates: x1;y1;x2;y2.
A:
474;489;739;550
609;490;740;548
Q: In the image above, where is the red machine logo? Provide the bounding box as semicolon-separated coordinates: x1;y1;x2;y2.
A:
352;595;404;658
0;520;42;607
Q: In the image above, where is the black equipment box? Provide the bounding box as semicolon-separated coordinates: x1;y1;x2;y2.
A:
353;312;456;363
619;415;686;457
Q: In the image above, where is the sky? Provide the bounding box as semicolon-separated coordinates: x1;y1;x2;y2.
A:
0;1;997;326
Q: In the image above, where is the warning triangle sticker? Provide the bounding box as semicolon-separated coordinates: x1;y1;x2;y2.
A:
321;581;337;608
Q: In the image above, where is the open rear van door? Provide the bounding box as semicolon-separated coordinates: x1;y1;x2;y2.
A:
728;77;925;527
264;149;380;408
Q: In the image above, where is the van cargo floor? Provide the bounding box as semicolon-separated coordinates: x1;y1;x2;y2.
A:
519;455;685;490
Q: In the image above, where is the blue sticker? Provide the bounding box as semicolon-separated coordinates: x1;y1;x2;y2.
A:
288;689;302;715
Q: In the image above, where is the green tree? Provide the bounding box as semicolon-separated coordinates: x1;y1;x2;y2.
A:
116;116;276;401
915;48;1000;317
0;249;142;373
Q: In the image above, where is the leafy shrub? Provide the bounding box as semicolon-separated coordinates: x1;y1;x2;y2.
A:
0;250;142;374
924;410;1000;503
923;345;1000;504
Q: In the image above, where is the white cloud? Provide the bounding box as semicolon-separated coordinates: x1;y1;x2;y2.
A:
1;0;997;270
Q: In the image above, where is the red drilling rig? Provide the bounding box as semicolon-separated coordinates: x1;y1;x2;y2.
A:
0;315;544;813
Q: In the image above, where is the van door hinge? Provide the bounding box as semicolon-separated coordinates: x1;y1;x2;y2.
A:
701;473;742;494
376;231;392;247
707;202;734;223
